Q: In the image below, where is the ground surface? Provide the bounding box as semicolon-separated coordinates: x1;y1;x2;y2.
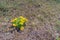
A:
0;0;60;40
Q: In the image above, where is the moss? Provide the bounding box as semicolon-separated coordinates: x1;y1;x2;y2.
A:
54;0;60;3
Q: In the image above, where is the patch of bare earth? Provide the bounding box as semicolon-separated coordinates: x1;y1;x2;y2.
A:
0;0;60;40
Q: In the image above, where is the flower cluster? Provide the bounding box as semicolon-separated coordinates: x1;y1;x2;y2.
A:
11;16;28;31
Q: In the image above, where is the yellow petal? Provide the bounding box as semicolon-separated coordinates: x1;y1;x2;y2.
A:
13;24;16;26
20;20;25;23
20;16;24;18
20;27;24;31
25;18;28;22
11;18;17;22
22;18;28;22
20;16;28;22
14;18;17;21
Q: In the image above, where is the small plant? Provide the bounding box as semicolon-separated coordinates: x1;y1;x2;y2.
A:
56;37;60;40
11;16;28;31
55;20;60;31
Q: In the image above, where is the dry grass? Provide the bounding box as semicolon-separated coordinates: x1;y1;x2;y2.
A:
0;0;60;40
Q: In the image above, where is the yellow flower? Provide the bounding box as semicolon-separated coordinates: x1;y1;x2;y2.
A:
20;16;28;22
23;18;28;21
19;22;24;25
20;19;25;23
11;16;28;29
14;18;17;21
20;16;24;19
11;18;17;22
25;18;28;22
13;24;16;26
22;18;28;22
20;26;24;31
